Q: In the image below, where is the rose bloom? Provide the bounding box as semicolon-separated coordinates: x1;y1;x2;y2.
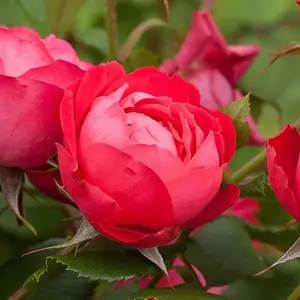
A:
0;26;91;170
57;61;240;247
267;125;300;221
160;11;263;145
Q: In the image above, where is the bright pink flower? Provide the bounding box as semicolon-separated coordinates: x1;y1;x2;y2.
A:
160;11;263;145
0;26;91;170
57;62;239;247
267;125;300;221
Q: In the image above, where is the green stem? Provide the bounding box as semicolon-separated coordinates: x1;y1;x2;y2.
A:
230;150;266;184
288;283;300;300
231;118;300;184
106;0;119;60
148;272;163;288
179;255;200;285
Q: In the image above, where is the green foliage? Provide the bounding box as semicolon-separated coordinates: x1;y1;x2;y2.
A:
186;216;266;287
129;284;229;300
224;254;300;300
221;95;250;148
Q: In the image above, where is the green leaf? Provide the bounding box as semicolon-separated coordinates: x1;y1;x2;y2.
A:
239;174;275;201
23;269;97;300
224;254;300;300
46;0;85;37
220;95;250;148
0;239;64;300
247;93;282;125
0;195;64;242
138;247;168;275
41;250;158;283
0;167;36;235
185;216;266;287
129;284;229;300
243;222;300;252
118;18;167;62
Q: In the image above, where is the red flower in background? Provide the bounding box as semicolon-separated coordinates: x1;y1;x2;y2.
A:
267;125;300;221
160;11;263;145
57;62;239;247
0;26;91;170
297;0;300;6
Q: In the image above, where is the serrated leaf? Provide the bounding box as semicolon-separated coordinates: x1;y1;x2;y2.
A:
247;93;282;124
47;250;158;282
256;236;300;276
239;174;275;200
138;247;168;275
24;218;99;255
186;216;266;287
220;95;250;148
0;167;36;235
0;238;64;299
129;284;229;300
119;18;167;62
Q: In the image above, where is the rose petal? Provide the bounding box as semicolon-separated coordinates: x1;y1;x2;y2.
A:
78;143;175;228
79;85;129;150
126;112;177;155
57;144;122;222
19;60;85;89
122;144;185;183
96;223;179;248
75;62;126;130
167;166;224;225
0;27;53;77
183;184;240;228
0;76;63;169
43;34;93;70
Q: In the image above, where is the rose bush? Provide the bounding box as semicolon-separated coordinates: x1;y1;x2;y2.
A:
267;125;300;221
56;61;240;247
0;26;90;170
160;11;263;145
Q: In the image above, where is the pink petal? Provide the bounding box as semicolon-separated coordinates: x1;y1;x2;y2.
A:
75;62;126;131
122;144;185;183
0;76;63;169
188;69;234;109
126;112;177;155
96;223;180;248
111;67;200;106
0;27;53;77
79;85;129;150
78;143;175;229
57;144;122;222
183;184;240;228
188;131;219;169
167;166;224;225
42;34;93;70
19;60;85;89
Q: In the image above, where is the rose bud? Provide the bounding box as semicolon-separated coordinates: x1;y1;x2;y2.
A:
267;125;300;221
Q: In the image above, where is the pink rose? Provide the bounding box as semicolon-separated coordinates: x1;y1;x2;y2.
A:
160;11;263;146
0;26;91;170
56;62;240;247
